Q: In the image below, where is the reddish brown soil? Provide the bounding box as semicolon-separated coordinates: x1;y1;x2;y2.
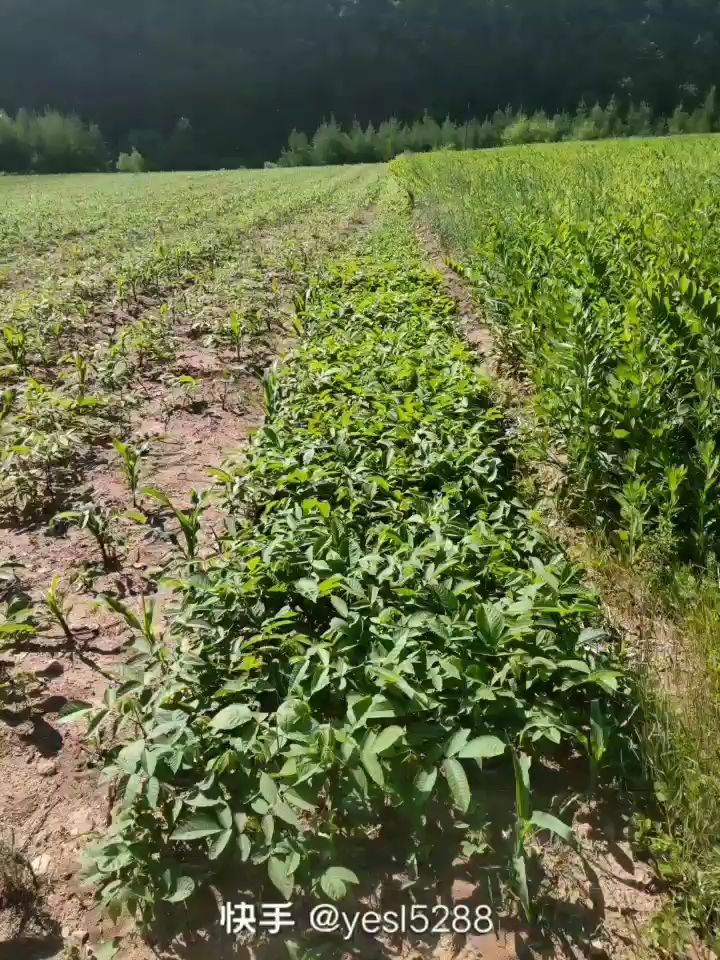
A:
0;334;265;959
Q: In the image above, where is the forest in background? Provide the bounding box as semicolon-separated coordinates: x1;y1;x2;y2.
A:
2;0;720;170
277;91;720;166
3;91;720;175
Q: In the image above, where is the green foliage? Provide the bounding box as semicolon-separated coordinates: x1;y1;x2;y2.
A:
53;502;120;570
78;254;623;922
278;91;720;167
0;108;106;174
395;136;720;947
44;575;75;646
116;148;145;173
113;438;144;507
143;488;206;562
394;137;720;565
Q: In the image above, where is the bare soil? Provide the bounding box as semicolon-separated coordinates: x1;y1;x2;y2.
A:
0;333;265;959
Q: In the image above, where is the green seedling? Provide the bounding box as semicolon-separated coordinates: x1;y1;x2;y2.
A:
45;576;75;647
53;503;119;570
143;487;207;561
510;748;576;923
112;438;144;508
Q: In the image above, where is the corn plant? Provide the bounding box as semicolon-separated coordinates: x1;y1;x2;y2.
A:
103;595;162;656
62;351;90;399
226;309;247;360
143;487;207;561
0;323;29;374
588;700;609;795
510;749;576;923
53;503;119;570
44;576;75;647
166;374;202;412
112;438;144;508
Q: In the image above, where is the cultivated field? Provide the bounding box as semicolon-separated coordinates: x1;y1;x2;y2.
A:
0;146;717;960
396;136;720;955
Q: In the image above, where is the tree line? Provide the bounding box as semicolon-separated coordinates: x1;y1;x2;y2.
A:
3;91;720;175
276;91;720;166
2;0;720;169
0;110;106;174
0;111;204;175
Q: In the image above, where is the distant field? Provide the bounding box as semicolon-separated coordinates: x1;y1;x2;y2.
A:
0;165;383;515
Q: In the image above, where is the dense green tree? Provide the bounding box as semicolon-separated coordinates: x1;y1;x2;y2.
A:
117;148;145;173
0;108;106;173
276;91;720;167
2;0;719;167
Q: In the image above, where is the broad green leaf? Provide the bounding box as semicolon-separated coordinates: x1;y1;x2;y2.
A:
116;739;145;774
259;772;278;805
285;789;317;812
442;758;471;813
414;766;437;801
262;813;275;843
295;578;319;602
371;725;404;754
165;875;195;902
330;595;349;618
268;856;294;899
320;871;346;901
529;811;575;845
170;813;223;841
208;704;253;730
209;828;233;860
477;603;505;643
274;801;300;828
324;866;359;884
237;833;251;862
360;750;384;787
458;736;506;760
445;728;470;757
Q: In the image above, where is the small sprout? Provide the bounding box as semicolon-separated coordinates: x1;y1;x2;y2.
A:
112;438;145;508
45;576;75;647
143;487;207;561
62;350;90;398
53;502;120;571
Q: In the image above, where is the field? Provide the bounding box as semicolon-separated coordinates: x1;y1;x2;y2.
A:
0;147;718;960
396;136;720;953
